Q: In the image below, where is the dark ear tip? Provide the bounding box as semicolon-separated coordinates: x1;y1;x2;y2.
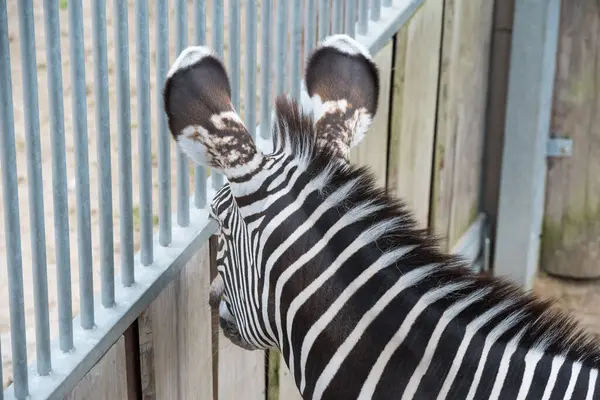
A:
163;45;233;138
306;34;380;89
305;34;380;116
163;45;223;114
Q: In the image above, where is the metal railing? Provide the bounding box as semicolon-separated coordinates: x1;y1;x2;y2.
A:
0;0;424;398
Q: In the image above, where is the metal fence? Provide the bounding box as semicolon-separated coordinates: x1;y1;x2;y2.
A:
0;0;424;398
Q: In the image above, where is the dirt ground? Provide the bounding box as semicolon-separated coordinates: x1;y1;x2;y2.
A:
533;273;600;338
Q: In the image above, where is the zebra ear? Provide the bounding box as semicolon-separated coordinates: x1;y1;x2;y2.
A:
305;34;380;158
164;46;262;178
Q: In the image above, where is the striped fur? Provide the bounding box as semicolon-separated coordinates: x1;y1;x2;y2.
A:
166;35;600;399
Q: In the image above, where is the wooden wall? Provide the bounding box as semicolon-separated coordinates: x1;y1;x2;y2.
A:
541;0;600;278
140;245;215;400
429;0;494;249
66;336;129;400
387;0;494;251
387;0;444;228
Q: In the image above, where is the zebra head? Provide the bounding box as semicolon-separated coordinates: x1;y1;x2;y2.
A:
164;35;379;351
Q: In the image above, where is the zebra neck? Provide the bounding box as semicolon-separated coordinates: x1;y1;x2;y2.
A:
271;251;600;399
250;143;600;398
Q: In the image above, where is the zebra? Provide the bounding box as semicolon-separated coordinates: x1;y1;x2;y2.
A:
164;34;600;399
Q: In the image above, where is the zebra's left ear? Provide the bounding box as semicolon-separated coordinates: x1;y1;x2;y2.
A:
164;46;263;179
305;34;380;158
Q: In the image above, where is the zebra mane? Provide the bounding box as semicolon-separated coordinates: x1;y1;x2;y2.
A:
269;95;600;368
270;95;319;165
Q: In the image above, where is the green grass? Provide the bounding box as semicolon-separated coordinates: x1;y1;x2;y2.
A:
59;0;68;10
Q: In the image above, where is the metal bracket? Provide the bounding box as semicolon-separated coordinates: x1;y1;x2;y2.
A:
482;235;491;272
546;137;572;157
475;217;492;274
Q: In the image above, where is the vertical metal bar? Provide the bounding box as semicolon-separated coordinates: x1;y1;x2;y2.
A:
136;0;153;265
290;0;302;100
195;0;206;46
371;0;381;21
230;0;241;111
304;0;317;61
276;0;288;95
318;0;330;40
0;0;29;395
194;0;206;208
246;0;258;136
194;0;207;208
43;0;73;352
92;0;115;308
358;0;368;35
493;0;562;289
345;0;356;38
212;0;225;189
156;0;171;244
260;0;273;139
212;0;225;57
68;0;94;329
332;0;343;33
175;0;190;225
17;0;51;376
114;0;134;286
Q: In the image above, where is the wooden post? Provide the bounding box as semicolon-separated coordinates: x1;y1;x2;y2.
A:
540;0;600;279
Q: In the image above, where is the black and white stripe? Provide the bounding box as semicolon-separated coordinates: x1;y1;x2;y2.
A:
165;34;600;400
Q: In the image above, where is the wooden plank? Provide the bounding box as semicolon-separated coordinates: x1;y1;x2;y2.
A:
142;244;213;399
431;0;494;248
278;354;302;400
387;1;444;228
349;40;394;189
541;0;600;278
266;350;280;400
66;336;128;400
386;24;408;197
138;309;155;400
217;335;265;400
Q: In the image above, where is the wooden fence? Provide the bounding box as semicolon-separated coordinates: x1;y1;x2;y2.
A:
60;1;498;398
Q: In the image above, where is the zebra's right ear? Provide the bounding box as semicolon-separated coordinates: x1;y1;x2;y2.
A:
305;34;380;159
164;46;262;178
